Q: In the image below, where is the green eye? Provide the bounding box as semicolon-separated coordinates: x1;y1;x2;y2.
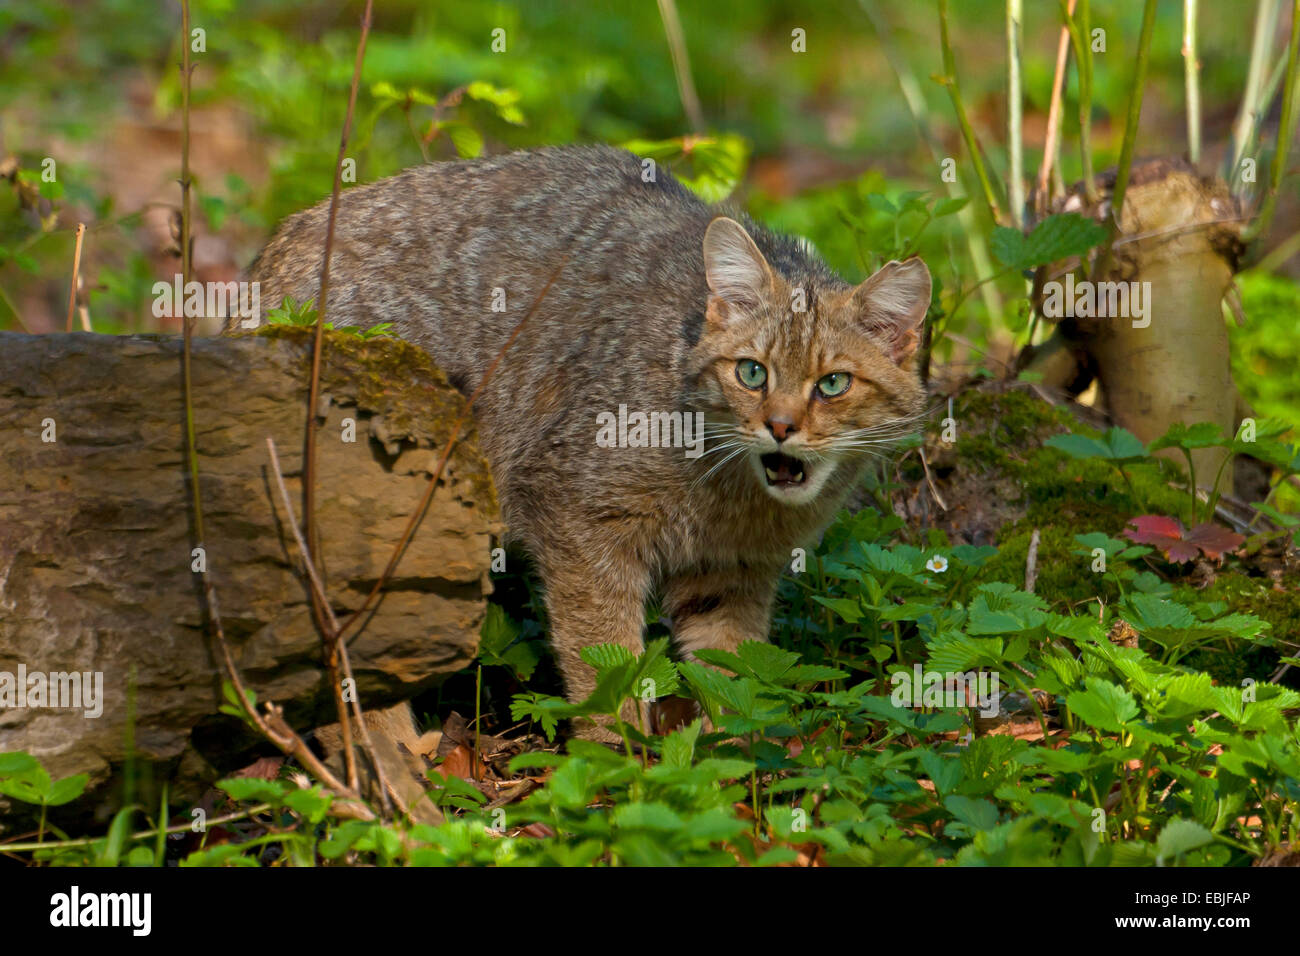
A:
736;359;768;390
816;372;852;398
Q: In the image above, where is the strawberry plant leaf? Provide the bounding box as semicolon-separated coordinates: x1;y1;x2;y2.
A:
1182;523;1245;559
990;213;1107;270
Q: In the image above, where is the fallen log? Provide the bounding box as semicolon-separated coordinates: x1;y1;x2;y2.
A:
0;328;499;819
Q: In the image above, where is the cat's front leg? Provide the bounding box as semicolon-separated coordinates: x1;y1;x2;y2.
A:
537;549;652;743
659;564;782;736
662;562;781;662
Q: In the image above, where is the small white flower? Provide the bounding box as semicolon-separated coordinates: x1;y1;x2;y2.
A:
925;555;949;574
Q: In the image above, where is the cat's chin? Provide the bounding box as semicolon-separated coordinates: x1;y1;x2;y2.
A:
753;451;830;506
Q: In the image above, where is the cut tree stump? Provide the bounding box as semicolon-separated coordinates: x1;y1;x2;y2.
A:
0;328;500;816
1024;157;1245;493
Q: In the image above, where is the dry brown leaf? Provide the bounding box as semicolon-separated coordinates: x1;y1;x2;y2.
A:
230;756;284;780
437;743;484;783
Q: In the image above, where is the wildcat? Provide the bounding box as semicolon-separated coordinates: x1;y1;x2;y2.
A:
245;145;930;741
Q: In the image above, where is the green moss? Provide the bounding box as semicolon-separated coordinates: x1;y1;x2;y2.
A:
916;387;1295;685
247;326;499;515
937;389;1183;608
948;388;1072;477
977;522;1114;609
1185;567;1300;658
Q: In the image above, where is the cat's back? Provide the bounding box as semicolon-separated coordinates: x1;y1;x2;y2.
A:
249;146;717;362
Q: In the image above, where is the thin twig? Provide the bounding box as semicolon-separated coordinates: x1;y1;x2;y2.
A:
919;447;948;511
0;283;33;332
64;222;85;333
1092;0;1158;280
1244;0;1300;243
1025;528;1041;593
302;0;374;795
1060;0;1097;202
177;0;229;701
265;438;401;817
1232;0;1280;175
1251;223;1300;271
939;0;1004;224
1184;0;1202;164
857;0;1003;324
656;0;705;133
336;255;571;643
1110;0;1158;230
1235;54;1293;196
1037;0;1076;216
0;804;274;855
1006;0;1025;229
172;1;372;823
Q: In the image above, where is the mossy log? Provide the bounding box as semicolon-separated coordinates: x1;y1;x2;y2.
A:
0;329;499;814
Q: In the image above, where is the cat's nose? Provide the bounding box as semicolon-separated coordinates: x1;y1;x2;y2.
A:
766;417;796;441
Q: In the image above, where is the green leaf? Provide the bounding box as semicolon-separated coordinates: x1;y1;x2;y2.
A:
465;80;526;124
918;750;963;795
811;595;863;623
218;778;288;803
500;641;541;681
620;134;750;203
735;640;801;682
1100;427;1153;460
943;794;1000;832
866;193;897;215
659;719;702;769
1046;427;1146;461
441;122;483;159
990;213;1107;270
785;664;849;683
0;752;39;776
630;637;680;699
580;643;636;675
97;806;136;867
479;605;541;680
284;787;333;824
678;808;748;842
932;196;969;218
1156;819;1214;863
1066;678;1139;732
45;773;89;806
612;802;685;831
0;763;51;804
1149;421;1226;452
1045;433;1108;459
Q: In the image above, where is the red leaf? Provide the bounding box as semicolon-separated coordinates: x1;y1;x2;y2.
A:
1123;515;1244;563
1122;515;1185;548
1184;523;1246;560
1163;540;1201;564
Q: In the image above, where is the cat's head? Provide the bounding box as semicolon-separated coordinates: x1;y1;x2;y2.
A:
693;216;930;506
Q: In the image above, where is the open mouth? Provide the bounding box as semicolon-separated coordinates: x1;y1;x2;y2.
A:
761;451;807;487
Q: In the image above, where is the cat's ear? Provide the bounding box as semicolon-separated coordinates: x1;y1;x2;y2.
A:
848;257;932;364
702;217;775;323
